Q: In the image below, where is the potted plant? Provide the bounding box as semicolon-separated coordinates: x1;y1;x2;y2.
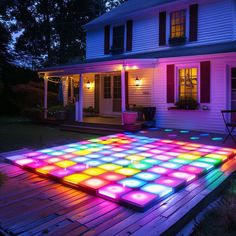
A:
175;98;199;110
143;107;156;121
122;111;138;124
83;106;97;117
47;105;67;120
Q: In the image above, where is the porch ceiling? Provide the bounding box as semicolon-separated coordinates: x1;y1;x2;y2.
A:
38;59;157;77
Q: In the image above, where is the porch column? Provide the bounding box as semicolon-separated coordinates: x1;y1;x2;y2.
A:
121;66;126;124
44;76;48;119
76;73;83;122
71;77;74;102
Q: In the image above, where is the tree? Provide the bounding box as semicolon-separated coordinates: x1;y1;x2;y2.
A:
2;0;128;68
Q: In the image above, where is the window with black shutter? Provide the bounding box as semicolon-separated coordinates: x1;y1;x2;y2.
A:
126;20;133;51
112;25;125;54
104;25;110;54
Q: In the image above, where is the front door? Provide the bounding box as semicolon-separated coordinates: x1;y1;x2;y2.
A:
101;75;122;116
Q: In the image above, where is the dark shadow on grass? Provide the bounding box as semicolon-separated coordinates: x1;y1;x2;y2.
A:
0;117;99;152
192;179;236;236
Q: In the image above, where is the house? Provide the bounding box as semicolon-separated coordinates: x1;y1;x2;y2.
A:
38;0;236;133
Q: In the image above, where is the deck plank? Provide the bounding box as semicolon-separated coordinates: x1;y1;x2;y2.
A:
0;156;235;236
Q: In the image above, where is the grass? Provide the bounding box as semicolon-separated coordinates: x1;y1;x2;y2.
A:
0;117;99;152
192;179;236;236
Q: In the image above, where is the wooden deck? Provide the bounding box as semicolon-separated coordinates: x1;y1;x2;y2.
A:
0;156;235;236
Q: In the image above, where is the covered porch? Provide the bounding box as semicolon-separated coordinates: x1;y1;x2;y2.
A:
38;59;158;125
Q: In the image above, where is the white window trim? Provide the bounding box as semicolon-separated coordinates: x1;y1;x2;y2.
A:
166;6;190;45
175;64;200;103
111;24;127;51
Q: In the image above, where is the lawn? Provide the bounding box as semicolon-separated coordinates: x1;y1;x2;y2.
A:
192;179;236;236
0;117;98;152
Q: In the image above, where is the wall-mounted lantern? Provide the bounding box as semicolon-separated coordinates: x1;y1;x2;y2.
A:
86;80;91;89
135;77;142;86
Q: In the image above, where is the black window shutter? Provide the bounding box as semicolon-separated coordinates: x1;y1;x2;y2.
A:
167;64;175;103
189;4;198;42
125;71;129;109
104;25;110;54
159;11;166;46
126;20;133;51
200;61;211;103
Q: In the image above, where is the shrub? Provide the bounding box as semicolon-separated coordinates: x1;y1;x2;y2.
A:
175;98;199;110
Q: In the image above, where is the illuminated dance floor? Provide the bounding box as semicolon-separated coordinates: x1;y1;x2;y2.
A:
6;134;235;211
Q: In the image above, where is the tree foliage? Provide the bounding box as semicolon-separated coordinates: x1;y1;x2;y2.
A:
1;0;128;68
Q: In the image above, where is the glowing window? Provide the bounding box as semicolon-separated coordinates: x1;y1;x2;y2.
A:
170;10;186;38
179;68;198;101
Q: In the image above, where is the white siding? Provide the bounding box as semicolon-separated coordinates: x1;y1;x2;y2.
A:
83;74;95;108
154;56;229;133
128;69;155;107
132;15;158;54
86;0;235;60
86;30;106;59
197;0;233;44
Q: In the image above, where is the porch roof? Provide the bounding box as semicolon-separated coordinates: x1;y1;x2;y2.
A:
38;41;236;77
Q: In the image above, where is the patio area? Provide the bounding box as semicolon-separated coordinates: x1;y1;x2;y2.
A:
0;129;236;235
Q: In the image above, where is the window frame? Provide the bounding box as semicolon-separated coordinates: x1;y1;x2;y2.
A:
166;6;190;44
112;25;125;53
170;9;186;39
175;64;200;103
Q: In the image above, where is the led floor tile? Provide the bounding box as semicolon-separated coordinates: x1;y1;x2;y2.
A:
98;184;132;200
140;158;161;165
99;164;122;171
63;173;91;185
25;160;47;170
15;158;35;167
134;172;160;181
189;161;214;171
148;166;173;175
159;162;182;169
121;190;157;209
99;172;126;182
128;163;152;170
119;178;147;188
168;171;196;183
83;168;107;176
179;165;205;175
141;183;173;197
79;177;110;191
7;133;235;212
50;169;75;178
115;168;140;176
54;160;77;168
154;176;185;189
36;165;60;175
198;157;222;166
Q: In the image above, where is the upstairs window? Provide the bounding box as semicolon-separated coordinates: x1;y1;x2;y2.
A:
112;25;125;54
169;9;187;45
170;10;186;39
179;68;198;101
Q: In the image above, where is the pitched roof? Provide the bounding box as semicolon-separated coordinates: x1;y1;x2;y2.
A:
85;0;177;29
38;41;236;72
